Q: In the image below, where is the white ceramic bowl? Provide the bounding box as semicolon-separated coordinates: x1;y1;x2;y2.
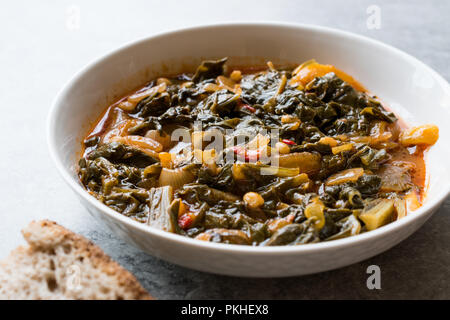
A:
48;22;450;277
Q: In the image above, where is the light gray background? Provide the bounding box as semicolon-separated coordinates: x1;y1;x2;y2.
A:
1;0;449;299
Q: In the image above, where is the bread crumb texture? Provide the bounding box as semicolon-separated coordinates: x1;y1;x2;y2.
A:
0;220;152;300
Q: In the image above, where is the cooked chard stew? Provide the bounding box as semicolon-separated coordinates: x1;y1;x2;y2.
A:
79;58;439;246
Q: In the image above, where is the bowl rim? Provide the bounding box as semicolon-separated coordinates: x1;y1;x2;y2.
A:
48;21;450;255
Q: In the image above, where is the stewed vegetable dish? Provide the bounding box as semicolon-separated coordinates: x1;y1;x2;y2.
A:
78;58;439;245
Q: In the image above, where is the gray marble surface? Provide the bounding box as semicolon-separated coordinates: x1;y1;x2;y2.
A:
0;0;449;299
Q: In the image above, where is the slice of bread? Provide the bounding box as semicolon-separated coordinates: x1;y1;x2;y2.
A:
0;220;151;300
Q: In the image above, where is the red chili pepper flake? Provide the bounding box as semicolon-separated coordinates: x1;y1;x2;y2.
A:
241;104;256;113
245;149;260;162
282;139;296;145
232;146;261;162
178;214;193;230
231;146;244;155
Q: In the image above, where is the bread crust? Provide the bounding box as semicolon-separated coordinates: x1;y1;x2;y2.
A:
0;220;152;300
